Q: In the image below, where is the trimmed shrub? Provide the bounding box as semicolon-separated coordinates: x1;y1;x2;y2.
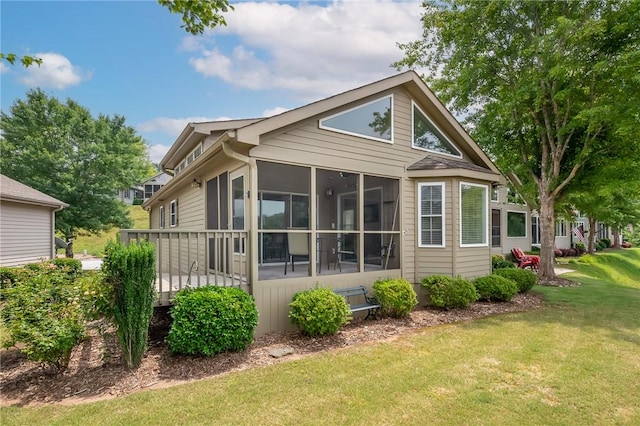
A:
421;275;478;310
51;258;83;277
1;268;86;372
599;238;611;248
167;286;259;356
473;274;518;302
102;240;156;368
289;286;351;336
493;268;537;293
492;254;516;271
373;278;418;318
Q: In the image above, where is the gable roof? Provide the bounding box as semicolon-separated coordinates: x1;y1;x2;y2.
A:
0;174;68;209
160;71;502;178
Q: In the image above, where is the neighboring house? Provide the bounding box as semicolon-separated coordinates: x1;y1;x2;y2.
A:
116;185;143;205
130;71;506;335
143;173;172;200
490;185;531;256
0;174;68;266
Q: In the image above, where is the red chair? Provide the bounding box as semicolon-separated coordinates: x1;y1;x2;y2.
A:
511;248;540;272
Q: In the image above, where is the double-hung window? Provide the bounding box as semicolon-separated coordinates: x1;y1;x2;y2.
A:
159;206;165;229
170;199;178;227
418;183;444;247
460;182;488;247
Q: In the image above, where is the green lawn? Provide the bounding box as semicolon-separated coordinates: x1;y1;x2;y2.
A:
71;205;149;257
3;249;639;425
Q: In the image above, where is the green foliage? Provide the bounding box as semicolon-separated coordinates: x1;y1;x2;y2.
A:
473;275;518;302
493;268;537;293
599;238;611;248
158;0;233;35
395;0;640;277
289;286;351;336
421;275;478;310
492;254;516;271
167;286;258;356
372;278;418;318
51;258;83;278
132;198;144;206
0;263;96;372
0;53;42;67
102;240;156;368
0;89;152;252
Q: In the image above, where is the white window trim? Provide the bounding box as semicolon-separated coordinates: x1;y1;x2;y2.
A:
319;95;394;144
170;199;178;228
418;182;446;248
459;181;489;248
411;101;462;158
159;206;165;229
556;219;567;237
506;210;527;238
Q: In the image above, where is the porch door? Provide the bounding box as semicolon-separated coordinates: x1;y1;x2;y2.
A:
491;209;501;247
231;169;247;256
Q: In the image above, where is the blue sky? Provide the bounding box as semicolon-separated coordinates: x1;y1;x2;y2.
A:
1;0;423;163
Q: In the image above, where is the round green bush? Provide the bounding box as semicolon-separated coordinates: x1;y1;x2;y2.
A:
493;268;537;293
421;275;478;310
167;286;259;356
373;278;418;318
492;254;516;271
473;274;518;302
289;287;351;336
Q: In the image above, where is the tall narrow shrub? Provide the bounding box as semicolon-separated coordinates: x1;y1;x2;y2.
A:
103;240;156;368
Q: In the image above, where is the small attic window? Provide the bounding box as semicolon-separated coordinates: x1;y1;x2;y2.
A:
412;102;462;158
319;95;393;143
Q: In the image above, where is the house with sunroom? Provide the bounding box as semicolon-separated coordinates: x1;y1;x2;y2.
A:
127;71;506;335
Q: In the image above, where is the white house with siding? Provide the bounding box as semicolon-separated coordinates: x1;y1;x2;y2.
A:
125;71;507;335
0;174;68;266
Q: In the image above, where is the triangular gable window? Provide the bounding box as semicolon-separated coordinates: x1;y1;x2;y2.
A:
412;102;462;157
319;95;393;143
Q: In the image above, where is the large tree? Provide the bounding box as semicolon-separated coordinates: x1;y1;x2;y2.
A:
395;0;640;277
0;89;151;256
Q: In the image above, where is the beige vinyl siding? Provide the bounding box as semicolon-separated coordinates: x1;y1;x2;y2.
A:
402;177;416;282
453;248;491;278
0;201;53;266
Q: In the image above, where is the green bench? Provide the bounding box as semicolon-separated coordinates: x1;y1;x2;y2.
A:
334;285;381;319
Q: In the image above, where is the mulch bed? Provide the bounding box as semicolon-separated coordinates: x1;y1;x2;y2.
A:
0;291;549;408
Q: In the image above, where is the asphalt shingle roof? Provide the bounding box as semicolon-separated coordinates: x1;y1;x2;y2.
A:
0;174;68;208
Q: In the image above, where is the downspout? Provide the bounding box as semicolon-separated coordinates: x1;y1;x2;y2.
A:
222;132;258;296
52;204;65;260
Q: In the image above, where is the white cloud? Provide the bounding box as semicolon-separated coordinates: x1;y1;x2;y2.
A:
19;52;90;90
147;144;172;164
136;116;232;136
187;0;423;100
0;62;9;74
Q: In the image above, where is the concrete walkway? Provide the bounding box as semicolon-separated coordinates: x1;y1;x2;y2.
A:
80;258;103;271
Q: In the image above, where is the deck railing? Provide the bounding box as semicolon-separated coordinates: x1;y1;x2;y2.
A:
120;229;249;305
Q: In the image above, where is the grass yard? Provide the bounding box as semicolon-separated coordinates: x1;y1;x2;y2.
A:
2;249;639;425
71;205;149;257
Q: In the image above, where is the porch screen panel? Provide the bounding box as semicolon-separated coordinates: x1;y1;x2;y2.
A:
460;183;488;246
491;209;501;247
219;172;229;230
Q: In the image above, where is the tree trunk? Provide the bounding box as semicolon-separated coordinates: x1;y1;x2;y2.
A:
587;217;597;254
538;193;556;278
65;238;74;258
612;227;621;248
